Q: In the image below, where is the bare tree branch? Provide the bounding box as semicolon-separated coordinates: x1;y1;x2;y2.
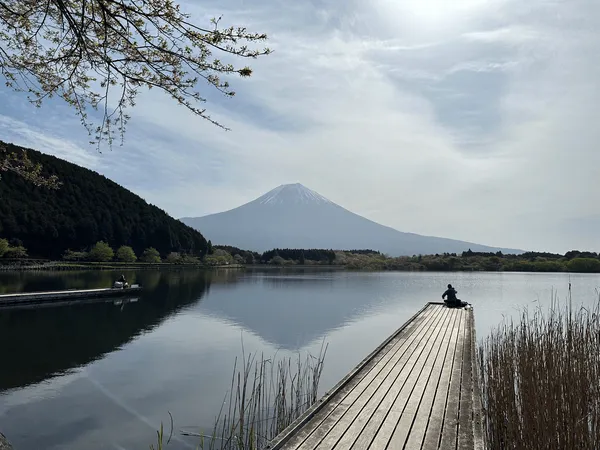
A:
0;0;271;151
0;143;62;188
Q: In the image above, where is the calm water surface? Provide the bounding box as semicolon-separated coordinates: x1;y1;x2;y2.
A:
0;269;598;449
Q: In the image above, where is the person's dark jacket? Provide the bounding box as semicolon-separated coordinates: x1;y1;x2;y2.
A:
442;287;458;302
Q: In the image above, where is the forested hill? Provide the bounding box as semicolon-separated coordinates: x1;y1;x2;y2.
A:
0;141;207;258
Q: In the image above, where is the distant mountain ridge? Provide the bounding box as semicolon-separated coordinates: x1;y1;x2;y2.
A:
181;183;523;256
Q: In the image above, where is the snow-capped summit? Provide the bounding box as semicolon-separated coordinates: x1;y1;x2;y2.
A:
180;184;523;256
256;183;333;206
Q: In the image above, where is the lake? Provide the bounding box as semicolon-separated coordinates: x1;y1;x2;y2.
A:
0;269;598;450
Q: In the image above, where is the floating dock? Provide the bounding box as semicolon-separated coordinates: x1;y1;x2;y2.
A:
268;302;484;450
0;286;142;308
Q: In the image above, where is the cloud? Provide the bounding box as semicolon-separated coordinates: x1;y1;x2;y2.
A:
0;115;102;170
0;0;598;253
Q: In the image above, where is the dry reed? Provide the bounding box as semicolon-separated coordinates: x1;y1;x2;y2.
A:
151;341;327;450
479;286;600;450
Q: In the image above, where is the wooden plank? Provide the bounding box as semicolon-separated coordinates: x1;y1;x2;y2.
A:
346;307;458;450
291;306;446;450
458;311;475;450
0;288;111;298
0;287;142;307
396;307;462;449
330;307;456;450
366;307;456;450
269;304;481;450
419;309;466;450
438;309;469;449
271;305;442;450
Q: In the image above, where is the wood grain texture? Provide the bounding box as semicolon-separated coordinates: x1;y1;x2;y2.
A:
270;304;480;450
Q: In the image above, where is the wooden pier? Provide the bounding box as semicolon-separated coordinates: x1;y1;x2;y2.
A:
0;286;142;308
268;303;484;450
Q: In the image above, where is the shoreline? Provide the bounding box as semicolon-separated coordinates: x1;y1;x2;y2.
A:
1;260;598;274
0;261;245;271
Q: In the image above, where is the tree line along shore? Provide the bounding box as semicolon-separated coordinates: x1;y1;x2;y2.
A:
1;239;599;273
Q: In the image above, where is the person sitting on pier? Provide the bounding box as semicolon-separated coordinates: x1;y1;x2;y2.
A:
117;274;128;288
442;284;467;308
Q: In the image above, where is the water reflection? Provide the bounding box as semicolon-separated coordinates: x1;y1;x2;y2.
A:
200;271;394;350
0;270;211;392
0;270;119;294
2;269;596;396
0;270;597;450
0;269;402;397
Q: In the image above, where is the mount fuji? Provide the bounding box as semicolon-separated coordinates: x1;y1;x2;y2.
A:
180;184;523;255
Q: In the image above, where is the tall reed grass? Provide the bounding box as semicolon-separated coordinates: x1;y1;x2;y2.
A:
151;342;327;450
479;287;600;449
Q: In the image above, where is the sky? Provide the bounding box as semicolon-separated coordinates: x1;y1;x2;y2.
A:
0;0;599;254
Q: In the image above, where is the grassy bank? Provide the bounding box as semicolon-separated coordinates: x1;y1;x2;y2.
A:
479;288;600;449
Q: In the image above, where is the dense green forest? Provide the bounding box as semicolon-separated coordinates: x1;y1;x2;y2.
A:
220;247;600;273
334;249;600;272
0;141;208;258
261;248;336;264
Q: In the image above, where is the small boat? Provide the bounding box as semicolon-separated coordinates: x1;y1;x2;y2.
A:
112;281;141;289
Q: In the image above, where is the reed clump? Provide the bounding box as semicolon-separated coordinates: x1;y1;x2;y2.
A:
479;289;600;449
152;342;327;450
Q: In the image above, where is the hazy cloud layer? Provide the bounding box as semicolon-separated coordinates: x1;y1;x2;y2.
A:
1;0;598;253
